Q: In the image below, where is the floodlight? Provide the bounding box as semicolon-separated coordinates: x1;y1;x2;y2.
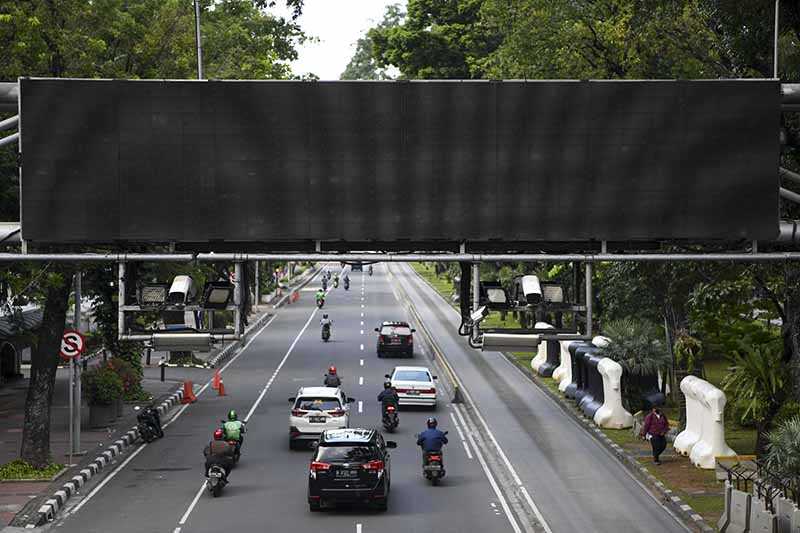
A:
200;281;235;310
479;281;510;310
541;283;564;303
138;284;169;307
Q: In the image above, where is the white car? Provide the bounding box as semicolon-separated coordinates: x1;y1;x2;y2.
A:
288;387;354;449
386;366;437;407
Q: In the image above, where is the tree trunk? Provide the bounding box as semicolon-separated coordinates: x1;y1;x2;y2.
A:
784;264;800;402
20;267;73;468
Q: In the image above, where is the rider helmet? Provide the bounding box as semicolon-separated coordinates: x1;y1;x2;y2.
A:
228;410;238;421
213;428;224;440
328;365;337;375
323;314;328;319
384;381;392;389
426;417;438;429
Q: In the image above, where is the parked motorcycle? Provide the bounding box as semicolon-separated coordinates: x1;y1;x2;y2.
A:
135;405;163;443
382;404;398;433
206;464;228;497
322;323;331;342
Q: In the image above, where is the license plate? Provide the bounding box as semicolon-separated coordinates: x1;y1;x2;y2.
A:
425;464;442;471
309;416;326;423
407;390;420;396
335;470;358;478
390;337;401;344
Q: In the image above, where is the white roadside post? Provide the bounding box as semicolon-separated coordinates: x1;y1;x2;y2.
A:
73;271;82;457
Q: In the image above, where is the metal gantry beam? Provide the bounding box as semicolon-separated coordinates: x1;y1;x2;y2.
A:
2;252;800;263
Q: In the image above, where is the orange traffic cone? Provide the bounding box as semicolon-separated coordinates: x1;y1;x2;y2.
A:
212;370;221;390
181;380;197;404
218;380;226;396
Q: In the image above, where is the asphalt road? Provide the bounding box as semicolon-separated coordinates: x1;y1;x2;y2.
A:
48;263;689;533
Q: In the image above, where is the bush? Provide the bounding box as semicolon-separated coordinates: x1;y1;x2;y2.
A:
107;358;145;401
764;416;800;479
84;365;124;405
0;460;64;480
598;318;671;377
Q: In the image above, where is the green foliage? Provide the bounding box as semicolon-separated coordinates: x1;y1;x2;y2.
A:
341;3;404;80
598;318;671;377
722;338;787;427
764;416;800;479
84;365;124;406
0;459;63;480
673;331;703;374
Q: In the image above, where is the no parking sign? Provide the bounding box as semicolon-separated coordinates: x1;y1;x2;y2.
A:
60;330;86;362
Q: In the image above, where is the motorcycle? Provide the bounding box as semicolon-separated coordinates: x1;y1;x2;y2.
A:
206;464;228;497
322;278;328;291
135;405;163;443
382;404;399;432
368;265;373;276
344;279;350;290
333;277;339;289
420;431;448;485
316;297;325;309
322;323;331;342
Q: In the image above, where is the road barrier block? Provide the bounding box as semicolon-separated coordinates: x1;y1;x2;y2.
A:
675;376;704;456
718;482;733;532
688;378;735;469
776;496;800;532
724;489;752;533
530;322;552;374
539;339;560;377
578;351;605;419
749;497;778;533
594;358;633;429
565;342;592;399
552;339;571;385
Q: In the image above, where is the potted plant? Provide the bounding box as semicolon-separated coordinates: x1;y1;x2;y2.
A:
84;366;124;428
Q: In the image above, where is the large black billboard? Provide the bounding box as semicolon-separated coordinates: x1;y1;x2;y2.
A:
19;78;779;244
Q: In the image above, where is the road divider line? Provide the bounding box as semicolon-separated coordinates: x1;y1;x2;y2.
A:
356;523;362;533
360;329;363;335
359;376;364;385
358;401;363;413
178;483;206;525
461;440;474;460
360;359;364;366
360;344;364;351
449;412;473;460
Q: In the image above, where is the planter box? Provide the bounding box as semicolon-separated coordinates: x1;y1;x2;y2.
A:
89;403;116;428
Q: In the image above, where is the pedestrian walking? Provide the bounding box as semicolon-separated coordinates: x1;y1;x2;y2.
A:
640;406;670;465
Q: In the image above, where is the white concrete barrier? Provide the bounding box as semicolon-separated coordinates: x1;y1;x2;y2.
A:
688;378;736;469
724;489;752;533
674;375;704;456
594;357;633;429
592;335;611;348
530;322;553;373
553;340;570;386
749;497;778;533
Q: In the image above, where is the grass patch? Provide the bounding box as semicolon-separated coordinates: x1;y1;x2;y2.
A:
702;358;731;388
410;263;456;306
0;460;64;481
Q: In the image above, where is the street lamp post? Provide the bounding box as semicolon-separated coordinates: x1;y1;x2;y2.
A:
774;0;780;78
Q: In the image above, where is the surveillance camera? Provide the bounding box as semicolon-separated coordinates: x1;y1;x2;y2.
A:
470;305;489;324
168;275;196;306
514;275;542;306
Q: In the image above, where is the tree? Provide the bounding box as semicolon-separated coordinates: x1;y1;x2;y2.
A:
341;3;404;80
0;0;309;469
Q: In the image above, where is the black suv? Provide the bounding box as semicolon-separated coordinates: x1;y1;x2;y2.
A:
375;321;416;358
307;428;396;511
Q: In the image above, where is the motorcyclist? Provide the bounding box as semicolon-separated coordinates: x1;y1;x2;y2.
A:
320;314;332;339
417;417;448;467
323;365;341;388
333;273;339;288
343;274;350;289
322;277;328;290
204;428;236;478
368;265;373;276
377;380;399;410
222;410;245;451
315;288;325;306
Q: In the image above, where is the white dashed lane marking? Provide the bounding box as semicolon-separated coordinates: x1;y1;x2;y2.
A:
359;376;364;385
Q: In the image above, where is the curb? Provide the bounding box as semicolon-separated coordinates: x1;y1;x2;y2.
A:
502;355;715;533
27;386;186;528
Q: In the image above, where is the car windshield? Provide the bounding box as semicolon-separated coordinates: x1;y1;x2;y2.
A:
393;370;430;382
316;445;379;463
295;397;341;411
381;326;411;335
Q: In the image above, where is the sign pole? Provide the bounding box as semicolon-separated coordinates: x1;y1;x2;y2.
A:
73;271;82;456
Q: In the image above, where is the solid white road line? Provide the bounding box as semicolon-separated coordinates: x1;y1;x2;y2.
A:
449;412;473;460
451;406;521;533
66;314;279;517
358;401;363;413
178;483;206;525
461;440;474;460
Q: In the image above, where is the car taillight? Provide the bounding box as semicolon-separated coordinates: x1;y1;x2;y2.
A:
310;461;331;472
407;336;413;344
379;336;386;345
395;388;408;393
292;409;304;417
362;460;384;471
328;409;345;417
419;388;435;394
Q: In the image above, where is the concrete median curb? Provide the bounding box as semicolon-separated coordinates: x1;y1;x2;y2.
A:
26;385;186;528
